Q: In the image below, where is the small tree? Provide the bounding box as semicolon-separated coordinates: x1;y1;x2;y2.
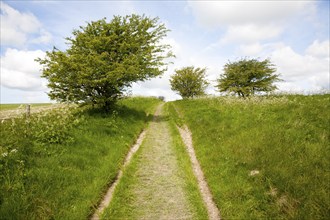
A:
158;96;165;101
170;66;209;99
216;58;281;97
36;15;173;110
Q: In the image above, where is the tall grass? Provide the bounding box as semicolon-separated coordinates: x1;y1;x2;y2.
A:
172;95;330;219
0;97;160;219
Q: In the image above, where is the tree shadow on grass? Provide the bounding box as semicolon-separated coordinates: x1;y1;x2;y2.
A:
83;103;170;126
84;105;152;123
152;114;169;122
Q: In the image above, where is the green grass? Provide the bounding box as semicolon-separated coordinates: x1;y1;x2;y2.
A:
0;103;52;111
0;97;161;219
172;95;330;219
100;128;144;219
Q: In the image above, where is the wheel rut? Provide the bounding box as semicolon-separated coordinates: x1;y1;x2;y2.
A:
177;125;221;220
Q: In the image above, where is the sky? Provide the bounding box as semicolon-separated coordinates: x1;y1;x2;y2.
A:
0;0;329;103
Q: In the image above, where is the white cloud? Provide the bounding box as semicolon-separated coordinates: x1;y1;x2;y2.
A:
0;86;50;103
275;81;305;93
188;0;315;27
270;43;329;91
239;43;264;56
162;37;182;58
23;91;50;103
1;48;47;91
188;1;316;44
0;2;51;47
132;70;179;101
132;75;181;101
30;29;53;45
305;40;330;58
221;24;283;43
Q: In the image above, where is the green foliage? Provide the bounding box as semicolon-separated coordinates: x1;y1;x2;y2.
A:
37;15;173;109
1;105;79;152
170;66;209;99
0;97;160;219
217;58;281;97
29;106;82;145
173;94;330;219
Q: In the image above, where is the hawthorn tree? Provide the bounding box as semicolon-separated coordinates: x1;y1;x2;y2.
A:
216;58;281;97
170;66;209;99
37;15;173;109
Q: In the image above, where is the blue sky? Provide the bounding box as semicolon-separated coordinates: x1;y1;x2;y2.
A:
1;0;329;103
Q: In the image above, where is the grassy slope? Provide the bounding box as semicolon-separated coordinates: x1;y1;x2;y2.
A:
0;97;160;219
172;95;330;219
102;103;208;219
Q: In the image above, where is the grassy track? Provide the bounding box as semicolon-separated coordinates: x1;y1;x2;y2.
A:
172;95;330;219
102;104;208;219
0;97;161;219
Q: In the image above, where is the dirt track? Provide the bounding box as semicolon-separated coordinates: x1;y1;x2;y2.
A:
122;104;194;219
92;104;220;219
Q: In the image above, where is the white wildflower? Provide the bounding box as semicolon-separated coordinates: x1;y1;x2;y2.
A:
2;152;8;157
268;186;278;197
249;170;260;176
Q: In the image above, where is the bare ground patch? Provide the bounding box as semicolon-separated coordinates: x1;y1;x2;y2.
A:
177;124;221;220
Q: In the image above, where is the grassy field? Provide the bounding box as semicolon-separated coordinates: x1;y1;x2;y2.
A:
171;94;330;219
0;97;161;219
0;103;52;111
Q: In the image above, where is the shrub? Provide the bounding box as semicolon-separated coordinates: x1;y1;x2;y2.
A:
170;66;209;99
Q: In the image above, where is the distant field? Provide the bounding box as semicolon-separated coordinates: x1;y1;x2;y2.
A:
0;103;52;111
171;94;330;219
0;103;59;120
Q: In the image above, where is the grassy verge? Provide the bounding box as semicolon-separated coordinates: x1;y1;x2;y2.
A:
172;95;330;219
100;129;143;219
0;97;161;219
